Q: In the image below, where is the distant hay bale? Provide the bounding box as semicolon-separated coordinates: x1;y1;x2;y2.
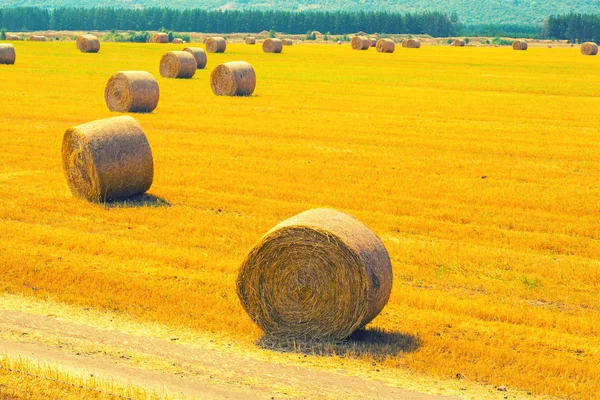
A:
6;34;19;41
370;39;377;47
282;39;293;46
351;36;370;50
182;47;207;69
76;34;100;53
0;44;16;65
236;208;393;341
62;116;153;203
452;39;465;47
159;51;197;79
150;33;168;43
172;38;184;44
206;37;226;53
246;37;256;45
210;61;256;96
401;39;408;47
512;40;528;50
376;38;395;53
406;39;421;48
29;35;46;42
337;40;342;45
262;38;283;53
312;31;322;37
104;71;159;113
581;42;599;56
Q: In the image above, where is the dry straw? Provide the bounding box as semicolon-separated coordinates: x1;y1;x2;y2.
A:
406;39;421;48
150;33;168;43
0;44;16;65
245;37;256;45
182;47;207;69
370;39;377;47
237;208;393;341
210;61;256;96
159;51;197;79
262;38;283;53
206;37;226;53
29;35;46;42
6;34;19;41
104;71;159;113
172;38;184;44
401;38;408;48
351;36;371;50
512;40;528;50
76;34;100;53
581;42;599;56
376;38;395;53
61;116;153;203
453;39;465;47
282;39;293;46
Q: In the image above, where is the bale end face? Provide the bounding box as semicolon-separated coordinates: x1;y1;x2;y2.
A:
210;61;256;96
104;71;160;113
0;44;16;65
206;37;226;53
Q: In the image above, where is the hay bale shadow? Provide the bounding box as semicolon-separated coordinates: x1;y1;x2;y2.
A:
257;327;421;361
104;193;171;209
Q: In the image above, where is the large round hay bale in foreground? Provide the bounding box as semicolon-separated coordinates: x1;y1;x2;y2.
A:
206;37;226;53
76;34;100;53
452;39;465;47
376;38;395;53
351;36;370;50
512;40;528;50
210;61;256;96
29;35;46;42
150;33;168;43
62;116;153;203
406;39;421;48
282;39;293;46
581;42;599;56
159;51;196;79
6;34;19;41
237;208;393;341
245;37;256;45
104;71;159;113
262;38;283;53
0;44;16;65
182;47;207;69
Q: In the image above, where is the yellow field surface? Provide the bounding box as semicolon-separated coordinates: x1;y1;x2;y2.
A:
1;41;599;399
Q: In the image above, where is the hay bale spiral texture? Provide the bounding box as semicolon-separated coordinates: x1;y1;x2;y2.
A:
453;39;465;47
581;42;599;56
376;38;395;53
406;39;421;48
62;116;153;202
210;61;256;96
6;34;19;41
150;33;168;43
0;44;16;65
237;208;393;340
512;40;528;50
245;37;256;45
262;38;283;53
159;51;197;79
76;34;100;53
182;47;207;69
351;36;371;50
206;37;226;53
104;71;159;113
29;35;46;42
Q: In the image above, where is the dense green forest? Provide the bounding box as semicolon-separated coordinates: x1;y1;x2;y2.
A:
1;0;600;25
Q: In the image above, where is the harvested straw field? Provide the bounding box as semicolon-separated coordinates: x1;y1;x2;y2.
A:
76;34;100;53
159;51;197;79
513;40;528;50
351;36;371;50
1;41;600;400
0;44;15;64
206;37;226;53
210;61;256;96
263;38;283;53
182;47;207;69
104;70;159;113
581;41;599;55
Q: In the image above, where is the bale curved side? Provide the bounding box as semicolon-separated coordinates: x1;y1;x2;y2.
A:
0;44;16;65
182;47;207;69
581;42;599;56
76;34;100;53
262;38;283;53
236;208;393;340
104;71;159;113
150;33;168;43
376;39;395;53
61;116;153;202
351;36;370;50
210;61;256;96
245;37;256;45
206;37;226;53
159;51;197;79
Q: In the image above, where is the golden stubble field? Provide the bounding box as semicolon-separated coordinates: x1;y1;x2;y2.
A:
0;40;599;399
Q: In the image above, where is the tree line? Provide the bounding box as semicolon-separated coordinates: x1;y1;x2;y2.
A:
545;13;600;43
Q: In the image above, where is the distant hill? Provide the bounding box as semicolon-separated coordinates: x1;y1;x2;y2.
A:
1;0;599;25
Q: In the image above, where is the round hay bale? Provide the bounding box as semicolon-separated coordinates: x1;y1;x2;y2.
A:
104;71;159;113
182;47;207;69
453;39;465;47
0;44;16;65
6;34;19;41
351;36;370;50
245;37;256;45
262;38;283;53
172;38;184;44
406;39;421;48
236;208;393;341
370;39;377;47
29;35;46;42
401;39;408;48
62;116;153;203
581;42;599;56
150;33;168;43
76;34;100;53
512;40;528;50
282;39;293;46
376;38;395;53
159;51;196;79
206;37;226;53
210;61;256;96
337;40;342;45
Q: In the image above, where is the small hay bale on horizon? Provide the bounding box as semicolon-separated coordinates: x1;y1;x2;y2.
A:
263;38;283;53
236;208;393;341
581;42;599;56
206;37;226;53
370;38;377;47
6;34;20;41
104;71;159;113
210;61;256;96
0;44;16;65
282;39;293;46
29;35;46;42
172;38;184;44
76;34;100;53
150;33;168;43
183;47;207;69
159;51;196;79
376;38;395;53
62;116;153;203
351;36;370;50
513;40;528;50
406;39;421;48
452;39;465;47
246;37;256;45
